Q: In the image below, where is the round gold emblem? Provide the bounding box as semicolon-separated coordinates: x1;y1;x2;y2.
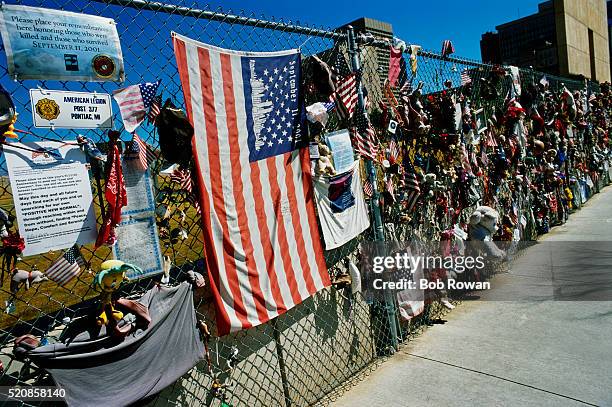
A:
92;55;116;78
35;98;60;121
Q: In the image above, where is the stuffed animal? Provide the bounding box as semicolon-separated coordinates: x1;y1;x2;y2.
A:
92;260;141;327
10;267;48;293
315;143;336;175
468;206;505;258
76;135;106;163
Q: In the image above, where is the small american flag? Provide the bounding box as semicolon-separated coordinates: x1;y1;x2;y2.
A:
170;166;192;191
350;111;378;160
148;94;162;123
461;69;472;86
459;144;473;175
170;166;200;213
441;40;455;57
399;79;412;97
386;176;396;202
388;139;399;164
128;133;155;170
484;129;498;147
323;101;336;112
45;245;85;286
363;179;374;197
330;73;358;120
481;147;489;166
403;162;421;213
113;80;161;133
330;48;352;83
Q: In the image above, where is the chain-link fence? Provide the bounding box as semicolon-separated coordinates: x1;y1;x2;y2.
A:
0;1;610;406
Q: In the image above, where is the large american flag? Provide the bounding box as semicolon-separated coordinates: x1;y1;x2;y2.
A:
113;80;161;133
45;245;84;286
173;33;330;335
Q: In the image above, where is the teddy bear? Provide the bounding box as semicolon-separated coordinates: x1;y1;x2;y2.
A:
314;143;336;176
468;206;505;258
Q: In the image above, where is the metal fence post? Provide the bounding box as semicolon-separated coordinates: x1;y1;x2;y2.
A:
272;318;292;407
346;26;398;352
346;26;385;243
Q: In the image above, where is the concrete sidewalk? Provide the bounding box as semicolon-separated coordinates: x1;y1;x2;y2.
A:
331;188;612;407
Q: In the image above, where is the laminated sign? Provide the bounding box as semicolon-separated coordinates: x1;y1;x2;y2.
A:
30;89;113;129
3;141;97;256
0;4;124;81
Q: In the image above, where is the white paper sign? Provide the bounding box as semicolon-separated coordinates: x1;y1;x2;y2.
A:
4;141;97;256
30;89;113;129
0;4;124;81
326;129;355;174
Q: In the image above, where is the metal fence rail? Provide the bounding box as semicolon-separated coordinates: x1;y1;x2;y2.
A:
0;1;609;406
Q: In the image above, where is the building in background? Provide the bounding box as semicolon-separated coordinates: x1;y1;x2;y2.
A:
481;0;610;82
336;18;393;104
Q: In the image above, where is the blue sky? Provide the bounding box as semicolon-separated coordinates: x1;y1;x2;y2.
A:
201;0;544;60
0;0;547;155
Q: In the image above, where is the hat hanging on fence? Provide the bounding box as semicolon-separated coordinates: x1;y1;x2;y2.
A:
155;99;194;166
0;84;16;128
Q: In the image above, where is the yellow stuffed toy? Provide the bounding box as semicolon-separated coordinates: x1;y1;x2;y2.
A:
92;260;141;327
565;187;573;209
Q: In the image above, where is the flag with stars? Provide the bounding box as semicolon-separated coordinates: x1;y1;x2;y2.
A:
45;245;85;286
113;80;161;133
173;33;329;335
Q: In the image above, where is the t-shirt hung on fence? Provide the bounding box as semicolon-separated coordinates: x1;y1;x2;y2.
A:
314;161;370;250
0;4;124;81
173;33;330;335
3;141;97;256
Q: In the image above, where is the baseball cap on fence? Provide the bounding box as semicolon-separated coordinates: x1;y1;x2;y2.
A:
0;84;16;127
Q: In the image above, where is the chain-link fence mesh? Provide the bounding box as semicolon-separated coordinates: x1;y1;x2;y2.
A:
0;1;610;406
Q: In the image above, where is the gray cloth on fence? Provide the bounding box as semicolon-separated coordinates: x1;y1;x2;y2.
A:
28;282;204;407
